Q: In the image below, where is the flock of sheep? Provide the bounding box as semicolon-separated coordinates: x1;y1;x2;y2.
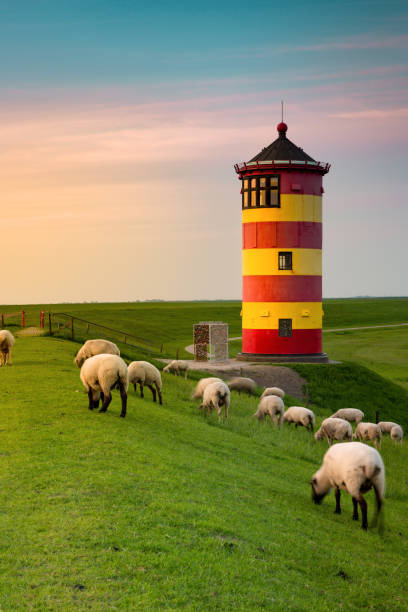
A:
1;331;405;532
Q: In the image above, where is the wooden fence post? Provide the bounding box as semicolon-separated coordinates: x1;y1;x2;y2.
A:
48;313;53;336
1;314;4;328
375;410;379;424
160;344;163;353
21;310;25;328
70;317;74;340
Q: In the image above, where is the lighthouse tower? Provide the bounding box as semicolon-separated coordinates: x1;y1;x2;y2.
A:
234;121;330;361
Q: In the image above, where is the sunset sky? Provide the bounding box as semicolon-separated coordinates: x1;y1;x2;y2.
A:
2;0;407;303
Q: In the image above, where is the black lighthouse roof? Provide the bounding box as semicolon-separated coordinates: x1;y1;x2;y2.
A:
249;122;316;163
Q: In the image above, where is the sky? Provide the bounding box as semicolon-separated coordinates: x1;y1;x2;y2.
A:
1;0;408;303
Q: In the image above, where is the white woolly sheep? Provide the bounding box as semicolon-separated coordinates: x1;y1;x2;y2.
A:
191;377;223;400
0;330;15;366
80;354;128;417
260;386;285;400
330;408;364;424
200;381;230;420
354;422;382;448
310;441;385;530
74;339;120;368
227;377;256;396
162;359;190;379
314;417;353;446
254;395;284;427
390;425;403;444
128;361;162;405
378;421;399;434
283;406;315;432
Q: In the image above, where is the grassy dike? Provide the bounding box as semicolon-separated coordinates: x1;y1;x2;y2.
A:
0;336;407;610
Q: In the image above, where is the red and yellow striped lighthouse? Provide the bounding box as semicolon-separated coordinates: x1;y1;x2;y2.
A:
234;121;330;361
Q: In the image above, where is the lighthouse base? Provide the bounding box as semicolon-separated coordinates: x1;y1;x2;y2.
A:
236;352;329;363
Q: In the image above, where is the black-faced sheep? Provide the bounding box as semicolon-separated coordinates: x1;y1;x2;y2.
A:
191;377;223;400
283;406;315;432
128;361;162;405
310;441;385;530
75;339;120;368
227;377;256;396
260;387;285;400
354;422;382;448
0;330;15;366
331;408;364;424
314;417;353;445
254;395;284;427
200;381;230;420
80;354;128;417
163;360;190;379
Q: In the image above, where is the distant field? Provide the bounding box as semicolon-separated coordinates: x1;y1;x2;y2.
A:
0;336;407;610
1;297;407;359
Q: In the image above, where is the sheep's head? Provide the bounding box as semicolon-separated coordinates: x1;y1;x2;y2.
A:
310;469;330;505
314;430;323;441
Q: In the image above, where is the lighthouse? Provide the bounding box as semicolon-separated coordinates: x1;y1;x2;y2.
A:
234;121;330;361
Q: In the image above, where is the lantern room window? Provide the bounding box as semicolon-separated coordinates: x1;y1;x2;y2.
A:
279;319;292;337
278;251;292;270
242;175;280;209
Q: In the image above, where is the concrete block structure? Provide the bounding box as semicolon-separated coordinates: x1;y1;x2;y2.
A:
193;322;229;362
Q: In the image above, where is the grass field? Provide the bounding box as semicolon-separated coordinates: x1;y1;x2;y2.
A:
0;336;407;610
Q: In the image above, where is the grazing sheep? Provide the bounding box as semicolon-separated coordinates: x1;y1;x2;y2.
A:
354;422;382;448
74;339;120;368
191;377;223;400
80;354;128;417
162;359;190;379
227;377;256;396
254;395;284;427
378;421;399;434
310;441;385;530
0;330;15;366
331;408;364;424
314;418;353;446
260;387;285;400
283;406;315;432
200;381;230;420
128;361;163;405
390;425;403;444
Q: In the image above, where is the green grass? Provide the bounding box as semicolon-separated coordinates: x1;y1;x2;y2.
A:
1;297;407;360
0;336;407;610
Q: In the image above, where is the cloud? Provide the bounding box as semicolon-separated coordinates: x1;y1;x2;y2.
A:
329;107;408;119
278;34;408;53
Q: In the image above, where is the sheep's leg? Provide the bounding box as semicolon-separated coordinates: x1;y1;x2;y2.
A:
148;384;157;402
371;484;383;528
356;494;368;530
99;392;112;413
334;488;341;514
87;389;95;410
352;497;359;521
184;370;188;379
155;383;162;405
8;347;12;365
224;398;229;420
119;381;127;418
133;383;137;392
139;382;144;398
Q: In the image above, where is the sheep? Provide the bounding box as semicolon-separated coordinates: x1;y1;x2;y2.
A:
354;422;382;448
260;387;285;400
162;359;190;379
191;377;223;400
200;381;230;420
283;406;315;432
74;339;120;368
0;330;15;366
80;354;128;417
330;408;364;424
378;421;400;434
254;395;284;427
310;441;385;530
314;417;353;446
390;425;403;444
227;376;256;396
128;361;162;405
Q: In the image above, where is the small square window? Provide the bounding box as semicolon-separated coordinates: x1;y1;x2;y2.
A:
279;319;292;337
279;252;292;270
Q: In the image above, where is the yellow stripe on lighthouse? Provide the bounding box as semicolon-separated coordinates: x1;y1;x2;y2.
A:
242;194;322;224
243;248;322;276
242;302;323;330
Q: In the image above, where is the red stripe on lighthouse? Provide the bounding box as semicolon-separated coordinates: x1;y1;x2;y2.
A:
243;275;322;302
242;329;322;355
243;222;322;249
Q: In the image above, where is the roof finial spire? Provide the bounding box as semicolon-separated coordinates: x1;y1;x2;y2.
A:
281;100;284;123
277;101;288;137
